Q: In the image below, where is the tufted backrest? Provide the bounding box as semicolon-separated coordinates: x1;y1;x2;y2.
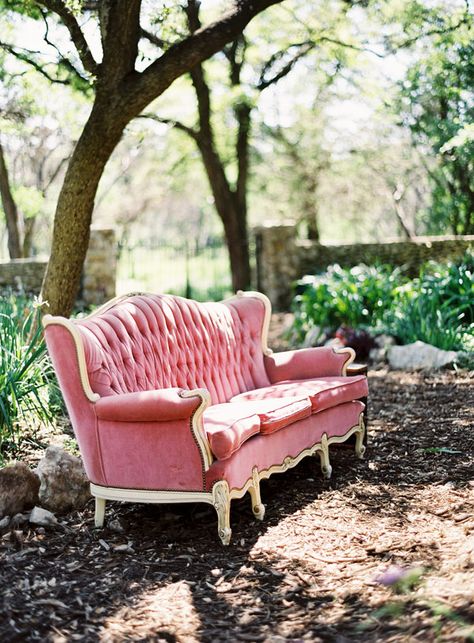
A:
75;293;272;404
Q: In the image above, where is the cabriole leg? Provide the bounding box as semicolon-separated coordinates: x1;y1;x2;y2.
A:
355;419;366;459
318;433;332;479
212;480;232;546
94;497;106;527
249;467;265;521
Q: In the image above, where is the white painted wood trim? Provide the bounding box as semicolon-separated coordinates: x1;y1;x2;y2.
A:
334;346;356;375
179;388;214;471
90;483;214;506
42;315;100;403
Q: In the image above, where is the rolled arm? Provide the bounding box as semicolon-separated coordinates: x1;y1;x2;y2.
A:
94;387;214;475
94;387;202;422
264;346;355;383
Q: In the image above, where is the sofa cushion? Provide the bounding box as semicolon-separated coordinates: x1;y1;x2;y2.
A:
230;375;368;414
232;397;312;435
203;396;312;460
203;403;261;461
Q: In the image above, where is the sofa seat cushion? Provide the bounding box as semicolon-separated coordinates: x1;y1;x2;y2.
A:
203;396;312;460
203;403;260;461
233;397;312;435
230;375;368;414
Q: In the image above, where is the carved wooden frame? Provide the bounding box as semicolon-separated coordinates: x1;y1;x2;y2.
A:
91;413;365;545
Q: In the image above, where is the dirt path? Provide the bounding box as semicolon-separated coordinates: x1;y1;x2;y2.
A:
1;328;473;641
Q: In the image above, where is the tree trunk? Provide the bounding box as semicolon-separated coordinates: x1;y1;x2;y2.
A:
189;51;252;292
301;175;320;242
223;203;251;292
196;133;251;291
0;142;23;259
37;0;282;315
22;217;36;257
41;101;128;316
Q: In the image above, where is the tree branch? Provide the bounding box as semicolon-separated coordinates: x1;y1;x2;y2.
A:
389;14;471;51
224;35;247;85
0;40;71;85
257;41;313;90
140;27;170;50
257;35;385;91
40;10;91;85
99;0;142;85
136;113;199;141
36;0;99;75
120;0;284;119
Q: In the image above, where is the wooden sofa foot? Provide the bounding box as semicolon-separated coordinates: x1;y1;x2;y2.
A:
319;434;333;479
94;497;106;527
212;480;232;546
249;467;266;521
355;418;366;459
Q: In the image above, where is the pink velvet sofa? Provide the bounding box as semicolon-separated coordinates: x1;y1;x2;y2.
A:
43;291;368;545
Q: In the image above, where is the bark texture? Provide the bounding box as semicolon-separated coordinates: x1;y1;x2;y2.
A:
41;97;130;314
177;1;253;291
191;61;252;291
0;142;23;259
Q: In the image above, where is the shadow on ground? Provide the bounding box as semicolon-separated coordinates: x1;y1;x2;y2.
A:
1;369;473;641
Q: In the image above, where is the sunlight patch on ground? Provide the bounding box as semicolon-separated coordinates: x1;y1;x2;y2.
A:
247;480;474;619
98;580;201;642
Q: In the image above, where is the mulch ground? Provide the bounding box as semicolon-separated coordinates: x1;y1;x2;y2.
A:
1;317;473;642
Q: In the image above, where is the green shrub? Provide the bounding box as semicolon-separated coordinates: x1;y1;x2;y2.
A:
291;264;409;343
389;253;474;351
290;253;474;353
390;294;473;351
0;293;56;464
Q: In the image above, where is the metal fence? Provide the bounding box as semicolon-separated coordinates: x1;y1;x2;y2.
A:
117;237;232;301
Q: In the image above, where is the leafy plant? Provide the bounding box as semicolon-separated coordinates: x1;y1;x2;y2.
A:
0;292;56;464
290;255;474;354
389;253;474;352
291;263;409;343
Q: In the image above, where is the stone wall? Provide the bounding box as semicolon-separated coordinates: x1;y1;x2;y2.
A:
0;257;48;294
255;222;474;310
82;228;117;306
0;228;117;307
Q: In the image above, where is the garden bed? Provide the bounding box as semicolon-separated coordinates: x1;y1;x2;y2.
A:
1;317;473;641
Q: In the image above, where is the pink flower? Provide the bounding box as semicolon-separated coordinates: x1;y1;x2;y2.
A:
375;566;409;586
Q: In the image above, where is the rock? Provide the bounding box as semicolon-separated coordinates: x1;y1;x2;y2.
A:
0;516;10;530
388;341;458;370
455;351;474;369
29;506;58;527
11;513;29;528
36;446;91;514
108;518;125;534
0;463;40;518
324;337;344;349
369;347;387;363
374;334;397;349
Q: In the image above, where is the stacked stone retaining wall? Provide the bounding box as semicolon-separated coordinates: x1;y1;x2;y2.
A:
255;222;474;310
0;228;117;307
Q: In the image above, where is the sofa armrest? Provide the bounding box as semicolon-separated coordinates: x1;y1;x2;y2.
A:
346;363;368;376
94;387;214;473
94;387;201;422
264;346;355;383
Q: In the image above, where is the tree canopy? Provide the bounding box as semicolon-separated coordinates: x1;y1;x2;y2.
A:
0;0;473;310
